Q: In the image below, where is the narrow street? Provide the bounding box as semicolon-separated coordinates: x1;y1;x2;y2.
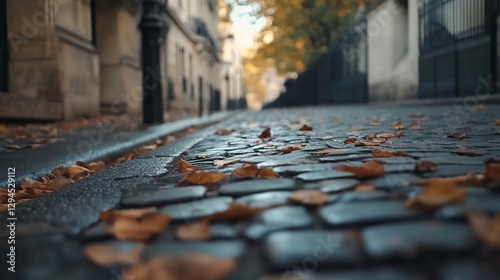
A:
1;102;499;279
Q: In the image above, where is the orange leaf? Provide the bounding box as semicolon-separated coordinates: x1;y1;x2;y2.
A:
355;184;375;192
371;148;408;158
100;207;158;223
448;132;467;139
180;170;227;185
125;254;237;280
355;141;377;147
279;144;303;154
179;159;196;173
466;210;500;249
176;220;210;241
334;161;384;178
84;242;144;266
377;132;404;138
213;159;239;167
392;121;405;130
299;124;313;131
405;182;466;209
410;121;421;130
204;203;263;222
344;137;357;144
107;212;171;242
485;160;500;181
415;160;437;173
312;148;347;154
494;119;500;125
232;163;280;179
259;128;272;140
288;190;328;206
417;173;485;187
452;148;484;157
215;129;233;135
67;165;92;180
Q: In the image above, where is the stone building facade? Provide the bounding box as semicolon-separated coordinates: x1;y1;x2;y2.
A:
0;0;223;120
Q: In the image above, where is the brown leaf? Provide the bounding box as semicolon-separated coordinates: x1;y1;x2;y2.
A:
51;166;68;177
232;163;280;179
377;132;404;138
485;160;500;181
355;141;377;147
355;184;375;192
279;144;303;154
178;159;196;173
415;160;438;173
406;182;466;209
176;220;210;241
215;129;233;135
410;121;421;130
213;159;239;167
45;178;73;190
371;137;387;143
259;127;272;140
288;190;328;206
204;203;262;222
409;113;424;118
452;148;484;157
0;124;10;136
371;148;408;158
331;119;341;124
299;124;313;131
47;128;58;137
344;137;357;144
125;254;237;280
20;178;39;190
100;207;158;223
417;173;485;187
87;161;106;173
466;210;500;249
334;161;384;178
392;121;405;130
448;132;467;139
180;170;227;185
494;119;500;125
107;212;171;242
84;242;144;266
67;165;92;180
312;148;347;154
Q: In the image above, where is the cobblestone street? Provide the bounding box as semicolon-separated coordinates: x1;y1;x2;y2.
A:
2;103;500;280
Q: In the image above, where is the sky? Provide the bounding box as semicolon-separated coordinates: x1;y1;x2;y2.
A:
228;1;266;50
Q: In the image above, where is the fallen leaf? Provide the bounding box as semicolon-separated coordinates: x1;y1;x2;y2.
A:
215;129;233;135
370;120;382;126
410;121;421;130
20;178;39;190
355;141;377;147
125;254;237;280
332;119;341;124
279;144;303;154
214;159;239;167
405;182;466;209
100;207;158;223
67;165;92;180
448;132;467;139
371;137;387;143
176;220;210;240
344;137;357;144
495;119;500;125
377;132;404;138
476;104;486;110
485;160;500;181
409;113;424;118
355;184;375;192
299;124;313;131
107;212;171;242
47;128;58;137
179;159;196;173
259;128;272;140
452;148;484;157
180;170;227;185
335;161;384;178
0;124;10;135
45;177;73;190
197;153;212;159
204;203;262;222
312;148;347;154
371;148;408;157
84;243;144;266
415;160;438;173
288;190;328;206
392;121;405;130
417;173;485;187
466;210;500;249
232;163;280;179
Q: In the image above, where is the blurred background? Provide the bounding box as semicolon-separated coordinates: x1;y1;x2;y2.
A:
0;0;498;120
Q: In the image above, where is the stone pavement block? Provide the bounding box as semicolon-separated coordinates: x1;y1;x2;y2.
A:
362;221;477;260
159;196;233;221
369;174;421;191
235;191;291;208
121;186;207;207
220;178;296;196
320;200;423;227
439;260;500;280
272;163;335;175
327;190;392;203
99;157;174;180
295;268;428;280
420;164;485;178
296;170;355;181
317;178;359;193
144;240;246;260
436;194;500;220
264;230;363;271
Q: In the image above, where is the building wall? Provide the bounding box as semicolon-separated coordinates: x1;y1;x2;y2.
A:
367;0;419;101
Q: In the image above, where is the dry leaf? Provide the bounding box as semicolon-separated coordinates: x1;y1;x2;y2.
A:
332;119;341;124
299;124;313;131
392;121;405;130
47;128;58;137
371;137;387;143
409;113;424;118
312;148;347;154
344;137;357;144
452;148;484;157
197;154;212;159
355;141;377;147
448;132;467;139
214;159;239;167
405;182;466;209
335;161;384;178
485;160;500;181
176;220;210;241
288;190;328;206
410;121;421;130
415;160;438;173
371;148;408;157
179;159;196;173
67;165;92;180
180;170;227;185
84;243;144;266
494;119;500;125
417;173;485;187
20;178;39;190
377;132;404;138
232;163;280;179
87;161;106;173
107;212;171;242
466;210;500;249
259;128;272;140
215;129;233;135
355;184;375;192
204;203;262;222
100;207;158;223
125;254;237;280
279;144;303;154
0;124;10;135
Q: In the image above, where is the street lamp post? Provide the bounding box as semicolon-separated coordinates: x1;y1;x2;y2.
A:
139;0;168;124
